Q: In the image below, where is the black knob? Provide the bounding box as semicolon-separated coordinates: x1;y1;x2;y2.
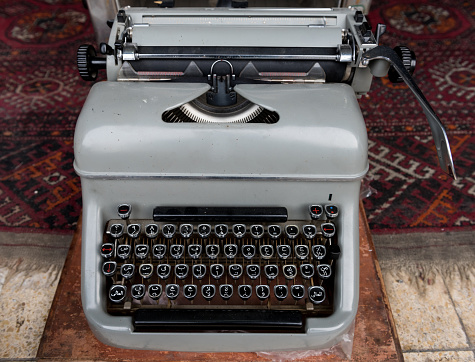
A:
77;44;106;81
388;46;417;83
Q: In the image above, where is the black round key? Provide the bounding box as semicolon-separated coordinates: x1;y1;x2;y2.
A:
179;224;193;238
264;264;279;280
117;204;131;219
282;265;297;280
256;285;270;300
148;284;162;300
206;244;220;259
192;264;207;279
232;224;246;238
300;263;315;279
162;224;176;238
175;264;189;279
285;225;299;239
100;243;114;258
295;245;309;260
290;285;305;300
109;223;124;238
277;244;291;259
224;244;238;258
145;223;159;238
170;244;184;259
259;245;274;259
109;285;127;303
120;264;135;279
127;223;141;238
246;264;260;279
184;284;198;300
267;225;281;239
274;285;288;301
198;224;211;238
152;244;166;259
321;223;336;238
188;244;202;259
308;286;325;304
229;264;243;279
324;205;339;219
131;284;145;300
317;264;332;279
102;261;117;277
312;245;326;260
166;284;180;300
139;264;153;279
157;264;171;279
238;285;252;300
210;264;225;279
309;204;323;220
302;225;317;239
117;244;131;259
201;284;216;301
219;284;233;300
241;244;256;259
135;244;149;259
215;224;228;238
250;224;264;239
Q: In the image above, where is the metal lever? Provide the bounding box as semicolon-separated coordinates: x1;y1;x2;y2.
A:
362;46;456;179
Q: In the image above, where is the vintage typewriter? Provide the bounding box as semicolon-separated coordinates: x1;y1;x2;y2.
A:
74;2;456;352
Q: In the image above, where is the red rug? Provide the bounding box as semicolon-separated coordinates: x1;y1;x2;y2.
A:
0;0;473;234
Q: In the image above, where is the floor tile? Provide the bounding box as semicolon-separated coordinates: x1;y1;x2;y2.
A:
403;350;475;361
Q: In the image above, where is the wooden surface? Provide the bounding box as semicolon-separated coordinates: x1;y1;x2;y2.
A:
37;203;403;361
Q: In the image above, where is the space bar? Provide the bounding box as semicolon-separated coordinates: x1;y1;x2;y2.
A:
133;309;303;331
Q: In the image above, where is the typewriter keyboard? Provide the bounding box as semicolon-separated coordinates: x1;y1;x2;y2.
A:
101;205;340;331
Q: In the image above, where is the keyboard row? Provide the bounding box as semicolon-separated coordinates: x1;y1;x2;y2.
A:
103;262;332;281
109;283;327;304
101;242;339;261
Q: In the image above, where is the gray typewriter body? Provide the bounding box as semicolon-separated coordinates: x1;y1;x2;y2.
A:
74;6;455;352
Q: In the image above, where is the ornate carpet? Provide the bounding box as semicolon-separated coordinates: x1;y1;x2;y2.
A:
0;0;473;234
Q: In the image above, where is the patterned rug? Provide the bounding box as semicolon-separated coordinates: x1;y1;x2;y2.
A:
0;0;473;234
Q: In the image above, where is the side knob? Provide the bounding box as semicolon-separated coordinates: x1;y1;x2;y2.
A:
77;44;106;81
388;46;416;83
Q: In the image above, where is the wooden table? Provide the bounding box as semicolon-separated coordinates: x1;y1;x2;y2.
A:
37;203;403;361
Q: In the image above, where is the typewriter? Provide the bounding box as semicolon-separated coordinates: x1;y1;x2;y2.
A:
74;2;456;352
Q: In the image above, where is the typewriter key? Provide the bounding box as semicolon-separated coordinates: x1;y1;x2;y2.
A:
100;243;114;258
324;205;339;219
157;264;171;279
238;285;252;300
109;285;127;303
302;225;317;239
201;284;216;301
232;224;246;238
241;244;256;259
117;204;131;219
198;224;211;238
250;224;264;239
192;264;206;279
152;244;166;259
166;284;180;300
267;225;281;239
264;264;278;280
148;284;162;300
179;224;193;238
170;244;184;259
312;245;326;260
184;284;198;300
131;284;145;300
277;245;291;259
205;244;220;259
224;244;238;258
282;265;297;280
300;263;315;279
139;264;153;279
175;264;189;279
145;223;159;238
285;225;299;239
308;286;325;304
246;264;260;279
256;285;270;301
274;285;288;301
259;244;274;259
228;264;243;279
219;284;233;300
294;245;309;260
290;285;305;300
117;244;132;259
126;224;141;238
210;264;225;279
102;261;117;277
321;223;336;238
109;224;124;238
317;264;332;280
134;244;149;259
188;244;202;259
214;224;228;238
309;205;323;220
120;264;135;279
162;224;176;238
